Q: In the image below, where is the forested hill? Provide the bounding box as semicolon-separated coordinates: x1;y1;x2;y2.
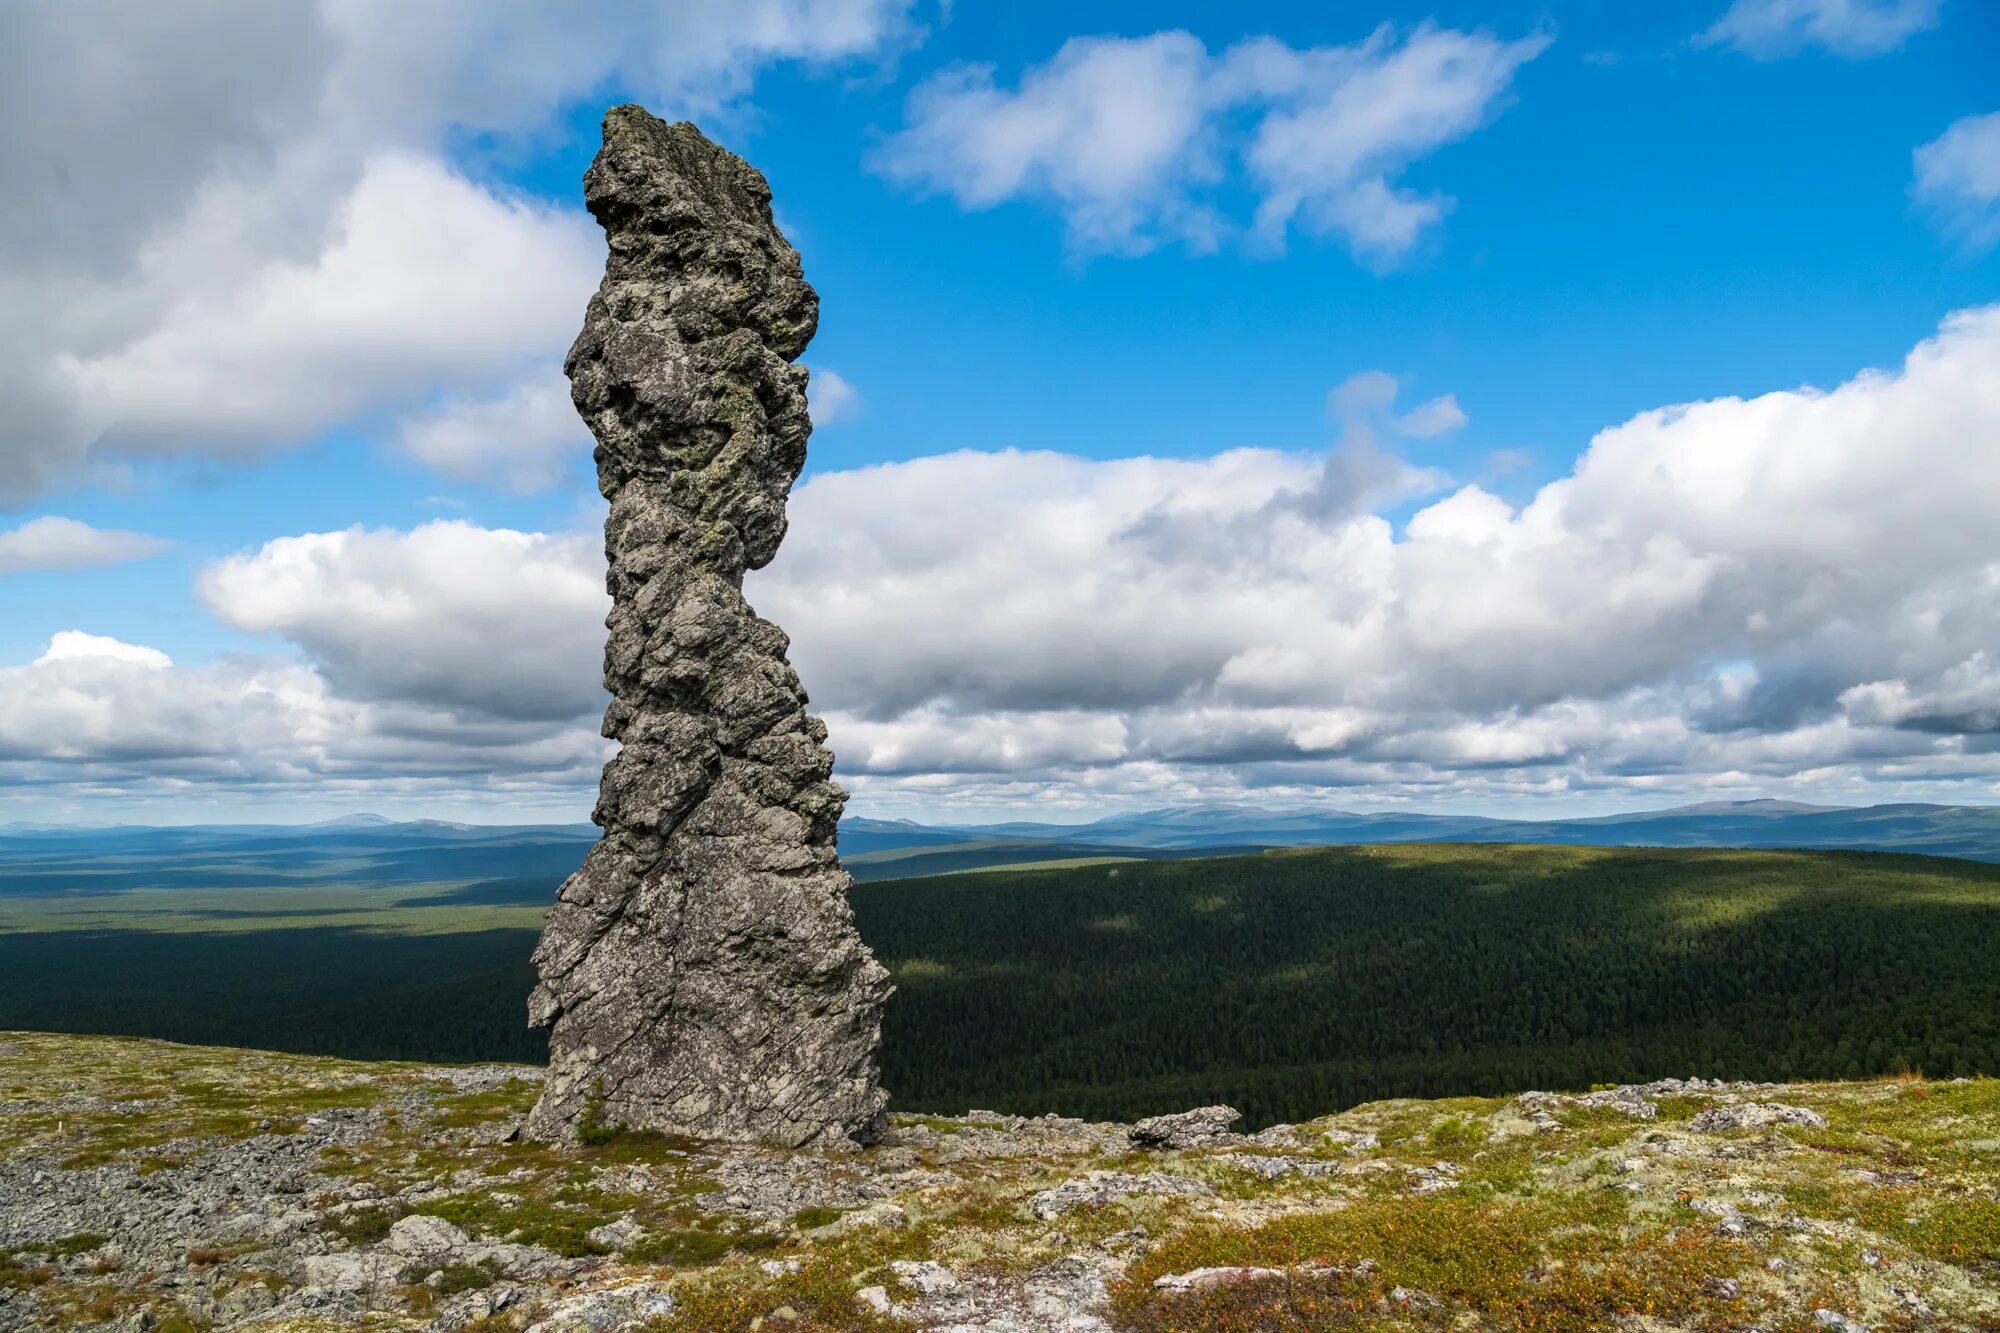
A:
857;843;2000;1126
3;842;1996;1129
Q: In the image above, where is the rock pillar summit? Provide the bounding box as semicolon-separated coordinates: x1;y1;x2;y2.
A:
526;107;890;1148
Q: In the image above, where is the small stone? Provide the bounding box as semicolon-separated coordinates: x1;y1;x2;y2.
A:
1861;1248;1884;1268
1809;1311;1867;1333
1153;1266;1284;1292
854;1285;893;1314
890;1259;959;1296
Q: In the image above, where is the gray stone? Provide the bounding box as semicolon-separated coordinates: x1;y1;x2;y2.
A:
386;1213;470;1257
1153;1266;1284;1292
1027;1171;1214;1219
891;1259;961;1296
810;1202;907;1237
1217;1153;1345;1180
524;1283;678;1332
1689;1103;1828;1132
1129;1105;1241;1150
525;106;890;1149
586;1218;645;1252
303;1252;398;1294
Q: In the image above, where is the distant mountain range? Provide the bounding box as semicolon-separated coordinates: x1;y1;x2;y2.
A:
4;799;1999;896
840;799;2000;877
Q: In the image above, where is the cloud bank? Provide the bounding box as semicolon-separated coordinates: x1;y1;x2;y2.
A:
6;309;1998;816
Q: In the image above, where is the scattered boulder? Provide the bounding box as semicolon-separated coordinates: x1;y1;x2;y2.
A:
1217;1153;1345;1180
385;1212;470;1257
586;1217;646;1252
810;1202;907;1237
1689;1103;1828;1132
1028;1171;1215;1219
1129;1106;1242;1150
524;1282;677;1332
303;1251;399;1294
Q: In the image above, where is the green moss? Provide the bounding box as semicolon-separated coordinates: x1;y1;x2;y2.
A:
1114;1192;1758;1331
1426;1114;1489;1148
428;1078;540;1129
621;1230;737;1266
791;1206;844;1230
430;1260;504;1294
323;1205;399;1245
412;1195;612;1259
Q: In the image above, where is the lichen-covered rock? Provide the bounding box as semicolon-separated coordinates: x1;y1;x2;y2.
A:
1690;1102;1830;1132
1027;1171;1215;1219
1129;1104;1242;1150
525;106;890;1149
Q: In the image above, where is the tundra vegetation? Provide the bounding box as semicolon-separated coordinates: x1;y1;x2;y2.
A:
0;1032;1995;1330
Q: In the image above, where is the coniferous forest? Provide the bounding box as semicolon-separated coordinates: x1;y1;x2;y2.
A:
2;844;1996;1127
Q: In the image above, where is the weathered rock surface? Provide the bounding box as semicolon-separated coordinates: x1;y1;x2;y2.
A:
1690;1101;1830;1132
526;106;889;1149
1129;1104;1241;1150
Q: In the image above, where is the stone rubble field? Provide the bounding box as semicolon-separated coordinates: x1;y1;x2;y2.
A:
2;1033;1996;1332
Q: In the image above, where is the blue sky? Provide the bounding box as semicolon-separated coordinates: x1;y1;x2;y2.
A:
2;0;1998;824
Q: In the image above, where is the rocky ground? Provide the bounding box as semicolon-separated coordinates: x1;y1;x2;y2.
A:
1;1034;1995;1331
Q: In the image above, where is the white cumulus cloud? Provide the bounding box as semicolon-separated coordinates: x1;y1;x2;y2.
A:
0;517;172;574
397;366;590;494
1913;111;2000;251
64;155;601;458
198;521;608;723
872;23;1548;261
742;305;2000;810
1698;0;1941;59
807;367;861;425
0;0;921;503
1396;394;1468;439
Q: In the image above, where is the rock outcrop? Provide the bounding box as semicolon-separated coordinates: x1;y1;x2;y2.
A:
525;106;889;1148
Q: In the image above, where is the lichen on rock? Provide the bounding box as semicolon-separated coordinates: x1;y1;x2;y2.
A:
525;106;890;1149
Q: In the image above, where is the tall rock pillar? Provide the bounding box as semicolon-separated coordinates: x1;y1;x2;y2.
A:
526;107;890;1148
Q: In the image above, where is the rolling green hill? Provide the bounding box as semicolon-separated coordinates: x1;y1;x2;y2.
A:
1;844;1996;1127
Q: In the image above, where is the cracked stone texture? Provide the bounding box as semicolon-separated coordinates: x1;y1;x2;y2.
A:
525;106;890;1148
